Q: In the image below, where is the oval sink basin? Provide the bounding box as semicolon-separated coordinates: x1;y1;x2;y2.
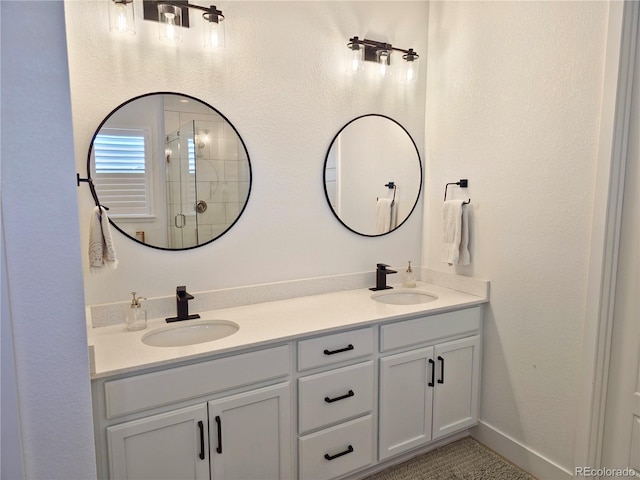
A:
371;290;438;305
142;320;239;347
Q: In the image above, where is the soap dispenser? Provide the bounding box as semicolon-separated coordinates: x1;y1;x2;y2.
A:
402;261;416;288
126;292;147;331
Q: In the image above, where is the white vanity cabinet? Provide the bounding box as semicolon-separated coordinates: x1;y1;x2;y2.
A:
297;328;376;480
106;383;291;480
94;345;292;480
378;308;481;461
92;300;486;480
208;383;291;480
107;403;210;480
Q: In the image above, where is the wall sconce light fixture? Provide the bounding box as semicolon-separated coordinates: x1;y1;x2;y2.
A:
347;36;419;83
108;0;136;35
111;0;225;49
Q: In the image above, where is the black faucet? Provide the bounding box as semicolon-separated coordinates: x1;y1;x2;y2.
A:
369;263;397;291
166;286;201;323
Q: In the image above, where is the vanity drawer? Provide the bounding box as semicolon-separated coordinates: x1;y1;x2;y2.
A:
298;327;373;371
299;415;373;480
104;345;290;419
298;361;373;434
380;307;481;352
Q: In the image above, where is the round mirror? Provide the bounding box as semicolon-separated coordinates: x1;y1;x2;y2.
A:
323;114;422;236
87;93;251;250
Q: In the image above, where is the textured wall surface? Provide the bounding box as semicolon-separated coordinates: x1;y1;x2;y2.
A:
66;1;430;305
422;1;609;471
1;1;96;477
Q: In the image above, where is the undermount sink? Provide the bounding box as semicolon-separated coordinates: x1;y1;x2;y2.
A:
142;319;239;347
371;289;438;305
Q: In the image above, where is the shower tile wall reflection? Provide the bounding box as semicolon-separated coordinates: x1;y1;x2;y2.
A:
194;120;250;239
165;110;250;248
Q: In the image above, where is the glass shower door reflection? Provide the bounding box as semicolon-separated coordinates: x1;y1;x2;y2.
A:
165;121;198;249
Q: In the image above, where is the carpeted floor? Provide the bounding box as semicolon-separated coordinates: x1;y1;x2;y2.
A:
366;437;536;480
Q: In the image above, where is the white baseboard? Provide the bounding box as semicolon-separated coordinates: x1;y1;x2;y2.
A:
471;421;573;480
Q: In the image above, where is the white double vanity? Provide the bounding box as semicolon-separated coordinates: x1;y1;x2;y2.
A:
88;274;488;480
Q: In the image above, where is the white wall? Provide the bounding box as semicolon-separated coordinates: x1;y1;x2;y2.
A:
65;1;429;306
1;1;96;478
423;1;609;473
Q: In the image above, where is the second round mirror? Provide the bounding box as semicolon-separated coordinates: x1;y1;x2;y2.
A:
324;114;422;236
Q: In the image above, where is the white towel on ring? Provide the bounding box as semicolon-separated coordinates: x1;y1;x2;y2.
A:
89;206;118;273
441;200;470;265
376;198;393;234
458;205;470;265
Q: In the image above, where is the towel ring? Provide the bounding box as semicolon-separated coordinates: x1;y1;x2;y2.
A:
385;182;397;204
377;181;397;205
444;179;470;204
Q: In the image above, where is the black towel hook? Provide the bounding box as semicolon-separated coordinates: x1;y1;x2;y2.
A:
444;178;470;204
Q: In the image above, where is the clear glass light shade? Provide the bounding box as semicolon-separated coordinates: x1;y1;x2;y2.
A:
108;0;135;35
346;45;364;74
158;4;182;43
400;56;419;84
377;50;391;77
203;16;225;49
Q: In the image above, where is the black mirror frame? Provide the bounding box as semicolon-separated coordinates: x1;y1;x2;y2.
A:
86;92;252;251
322;114;423;237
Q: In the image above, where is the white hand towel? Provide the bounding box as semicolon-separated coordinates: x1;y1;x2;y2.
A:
442;200;470;265
89;206;118;273
458;205;471;265
376;198;393;234
390;201;398;230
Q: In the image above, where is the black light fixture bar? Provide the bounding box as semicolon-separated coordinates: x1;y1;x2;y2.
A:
348;36;418;64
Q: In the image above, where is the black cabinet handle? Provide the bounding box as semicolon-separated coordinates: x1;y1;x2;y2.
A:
428;358;435;387
215;415;222;454
197;421;205;460
438;356;445;384
324;344;354;355
324;445;354;461
324;390;355;403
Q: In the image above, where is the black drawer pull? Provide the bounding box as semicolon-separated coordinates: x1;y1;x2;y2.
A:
438;356;445;384
324;445;354;461
323;344;354;355
197;421;205;460
324;390;355;403
428;358;435;387
215;415;222;454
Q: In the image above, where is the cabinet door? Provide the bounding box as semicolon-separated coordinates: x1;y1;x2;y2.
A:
378;346;434;461
107;404;209;480
432;335;480;440
208;382;292;480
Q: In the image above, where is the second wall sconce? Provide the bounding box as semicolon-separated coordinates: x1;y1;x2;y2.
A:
347;36;419;84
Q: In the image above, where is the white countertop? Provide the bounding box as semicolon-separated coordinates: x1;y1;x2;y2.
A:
89;281;487;379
